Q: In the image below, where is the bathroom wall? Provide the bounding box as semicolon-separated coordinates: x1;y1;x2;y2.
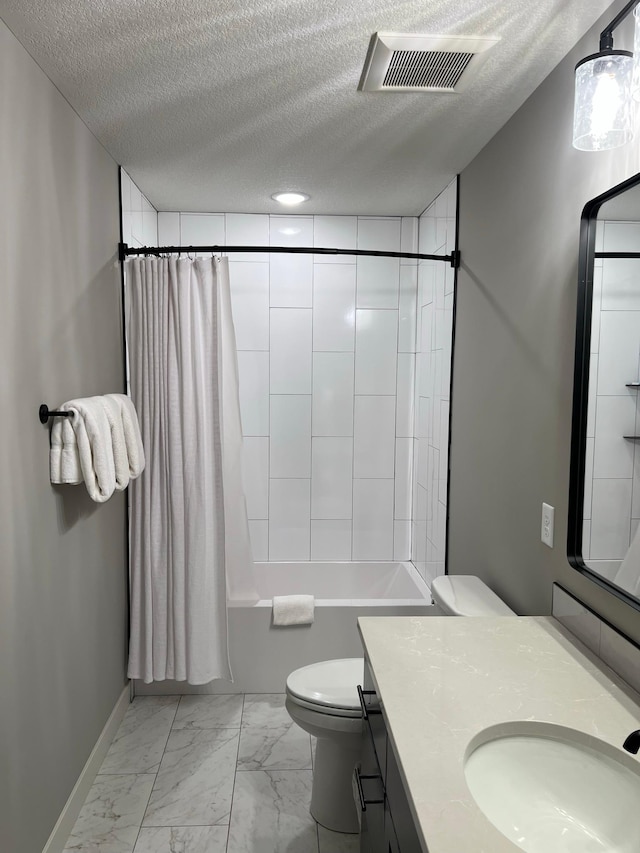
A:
412;180;457;585
0;18;128;853
157;211;419;566
583;220;640;578
450;0;640;643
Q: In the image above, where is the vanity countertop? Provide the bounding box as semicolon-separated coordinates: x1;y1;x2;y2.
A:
357;615;640;853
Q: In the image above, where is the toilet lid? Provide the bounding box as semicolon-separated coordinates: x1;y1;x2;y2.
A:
286;658;364;711
431;575;516;616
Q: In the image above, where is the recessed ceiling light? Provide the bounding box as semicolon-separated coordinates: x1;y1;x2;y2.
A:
271;191;310;206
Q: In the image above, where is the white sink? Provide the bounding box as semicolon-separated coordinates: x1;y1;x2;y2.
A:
464;722;640;853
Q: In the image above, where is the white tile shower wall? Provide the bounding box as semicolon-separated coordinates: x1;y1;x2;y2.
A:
156;212;419;562
121;168;158;392
411;179;457;586
121;169;158;248
584;221;640;571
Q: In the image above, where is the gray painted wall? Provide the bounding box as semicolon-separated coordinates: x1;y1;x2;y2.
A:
0;19;128;853
451;0;640;643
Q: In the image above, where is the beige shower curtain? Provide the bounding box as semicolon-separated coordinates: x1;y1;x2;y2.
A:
125;256;255;685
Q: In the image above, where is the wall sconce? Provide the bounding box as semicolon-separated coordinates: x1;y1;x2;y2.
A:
573;0;638;151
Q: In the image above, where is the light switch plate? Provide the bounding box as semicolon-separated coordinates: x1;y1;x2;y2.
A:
541;502;554;548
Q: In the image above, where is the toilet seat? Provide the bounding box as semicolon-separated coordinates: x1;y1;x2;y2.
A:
286;658;363;718
286;693;362;718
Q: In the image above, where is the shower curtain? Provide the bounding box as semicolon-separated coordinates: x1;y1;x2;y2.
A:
125;256;255;685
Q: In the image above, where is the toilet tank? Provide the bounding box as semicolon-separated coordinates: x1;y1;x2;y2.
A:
431;575;516;616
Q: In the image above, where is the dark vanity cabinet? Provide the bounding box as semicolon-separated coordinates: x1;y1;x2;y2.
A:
356;660;423;853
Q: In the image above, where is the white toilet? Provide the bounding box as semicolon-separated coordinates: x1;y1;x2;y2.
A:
431;574;516;616
285;657;364;833
285;575;515;834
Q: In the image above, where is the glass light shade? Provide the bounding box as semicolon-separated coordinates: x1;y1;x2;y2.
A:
573;51;634;151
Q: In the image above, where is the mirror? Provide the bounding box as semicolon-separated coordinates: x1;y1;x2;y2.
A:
569;172;640;611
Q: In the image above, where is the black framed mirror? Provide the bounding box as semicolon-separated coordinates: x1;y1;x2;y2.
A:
569;172;640;612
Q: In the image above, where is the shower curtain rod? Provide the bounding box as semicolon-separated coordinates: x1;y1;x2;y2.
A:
119;242;460;268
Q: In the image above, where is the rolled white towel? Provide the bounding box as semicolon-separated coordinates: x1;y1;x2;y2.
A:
60;416;83;483
50;412;83;485
99;396;130;491
272;594;315;626
67;397;116;502
107;393;145;478
49;419;62;483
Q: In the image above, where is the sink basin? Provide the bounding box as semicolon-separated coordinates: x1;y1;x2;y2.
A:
464;722;640;853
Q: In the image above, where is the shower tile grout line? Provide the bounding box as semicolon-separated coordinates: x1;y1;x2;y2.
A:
309;245;315;561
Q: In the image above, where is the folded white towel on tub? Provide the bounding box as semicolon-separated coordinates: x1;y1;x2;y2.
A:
272;595;315;626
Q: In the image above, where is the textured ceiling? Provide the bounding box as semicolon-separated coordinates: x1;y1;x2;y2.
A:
1;0;614;214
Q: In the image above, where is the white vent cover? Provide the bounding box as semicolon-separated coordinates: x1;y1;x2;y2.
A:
358;32;500;93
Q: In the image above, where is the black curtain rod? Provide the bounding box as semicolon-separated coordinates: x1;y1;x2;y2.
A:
119;242;460;268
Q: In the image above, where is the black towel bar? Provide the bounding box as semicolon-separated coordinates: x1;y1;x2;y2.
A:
39;404;74;424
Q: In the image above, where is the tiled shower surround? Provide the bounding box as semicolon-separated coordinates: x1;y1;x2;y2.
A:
121;170;158;248
583;219;640;577
122;170;457;578
412;183;456;585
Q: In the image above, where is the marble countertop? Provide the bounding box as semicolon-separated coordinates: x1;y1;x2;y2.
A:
357;616;640;853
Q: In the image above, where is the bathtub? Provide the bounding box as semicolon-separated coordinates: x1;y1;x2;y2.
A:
135;561;432;695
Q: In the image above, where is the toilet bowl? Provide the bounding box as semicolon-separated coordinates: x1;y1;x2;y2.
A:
285;657;363;833
285;575;515;834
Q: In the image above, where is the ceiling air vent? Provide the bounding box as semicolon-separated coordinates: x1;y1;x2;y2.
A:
358;32;500;93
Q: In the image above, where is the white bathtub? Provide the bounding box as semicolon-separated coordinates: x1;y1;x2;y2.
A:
135;561;432;695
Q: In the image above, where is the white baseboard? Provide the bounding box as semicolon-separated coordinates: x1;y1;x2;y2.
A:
42;683;131;853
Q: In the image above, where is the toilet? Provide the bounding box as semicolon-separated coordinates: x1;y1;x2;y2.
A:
285;657;364;833
285;575;515;834
431;574;517;616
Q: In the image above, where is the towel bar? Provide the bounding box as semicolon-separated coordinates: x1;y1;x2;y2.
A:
39;404;74;424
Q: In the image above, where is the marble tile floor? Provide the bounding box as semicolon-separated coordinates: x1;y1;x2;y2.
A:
63;694;360;853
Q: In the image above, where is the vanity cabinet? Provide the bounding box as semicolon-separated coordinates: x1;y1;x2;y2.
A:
357;615;640;853
356;659;423;853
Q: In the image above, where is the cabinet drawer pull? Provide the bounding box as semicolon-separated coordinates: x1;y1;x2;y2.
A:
357;684;382;720
354;767;384;812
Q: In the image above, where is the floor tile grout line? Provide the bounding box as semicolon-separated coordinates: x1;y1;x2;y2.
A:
129;758;163;852
135;695;244;850
74;697;181;853
70;694;325;852
131;695;182;849
141;822;231;828
170;694;184;730
226;693;246;852
235;766;314;773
